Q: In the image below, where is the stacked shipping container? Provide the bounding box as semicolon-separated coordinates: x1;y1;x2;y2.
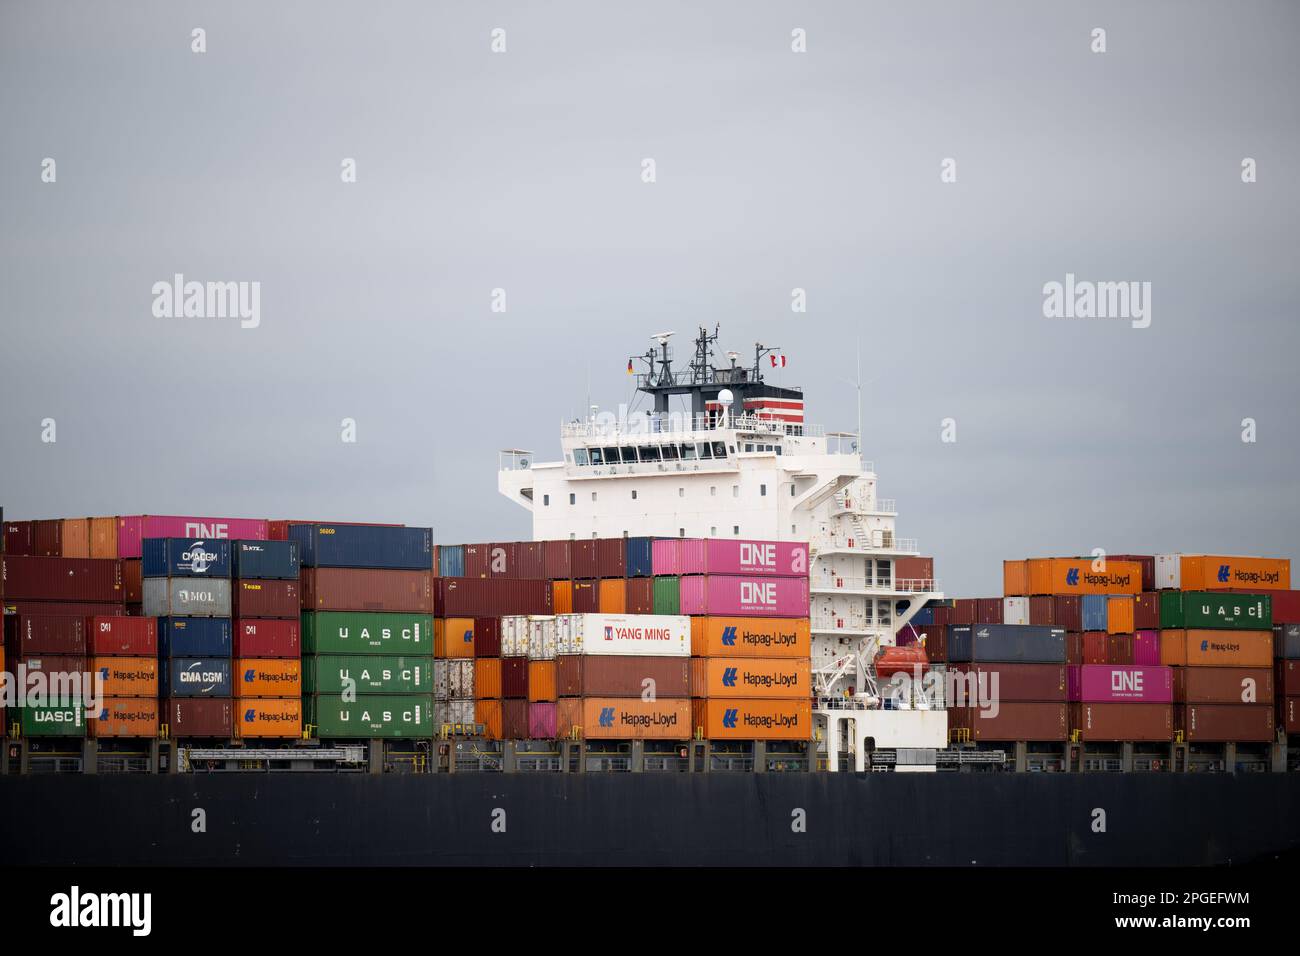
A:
232;540;302;739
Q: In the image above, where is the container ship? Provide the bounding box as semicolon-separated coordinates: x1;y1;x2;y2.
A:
2;326;1299;867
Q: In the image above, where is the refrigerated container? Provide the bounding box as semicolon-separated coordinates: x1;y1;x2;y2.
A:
142;577;231;617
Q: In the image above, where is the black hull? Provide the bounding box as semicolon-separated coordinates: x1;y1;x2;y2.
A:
3;772;1299;867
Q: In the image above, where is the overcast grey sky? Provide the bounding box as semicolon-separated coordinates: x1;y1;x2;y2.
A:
1;1;1297;596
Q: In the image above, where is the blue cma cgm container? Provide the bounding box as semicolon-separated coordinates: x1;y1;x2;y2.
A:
232;539;300;580
157;617;233;658
288;524;433;570
162;658;233;698
1081;595;1109;631
141;538;232;578
625;538;654;578
946;624;1067;663
439;545;465;577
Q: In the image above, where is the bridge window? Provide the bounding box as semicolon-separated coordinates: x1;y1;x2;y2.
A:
713;442;727;457
661;444;679;460
602;447;618;463
640;445;661;461
698;443;713;459
574;448;589;466
619;447;638;463
679;443;696;460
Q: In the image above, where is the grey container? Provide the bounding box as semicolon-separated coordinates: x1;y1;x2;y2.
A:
433;659;475;699
946;624;1066;663
143;577;232;618
1276;624;1300;659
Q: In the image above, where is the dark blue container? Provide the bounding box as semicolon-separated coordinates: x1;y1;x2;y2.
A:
288;525;433;570
625;538;654;578
438;544;465;577
157;617;233;658
162;658;233;698
1275;624;1300;659
911;607;934;626
232;539;300;580
946;624;1066;663
142;538;232;578
1081;595;1109;631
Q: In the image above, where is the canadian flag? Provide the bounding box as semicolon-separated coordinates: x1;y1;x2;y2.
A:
770;353;787;368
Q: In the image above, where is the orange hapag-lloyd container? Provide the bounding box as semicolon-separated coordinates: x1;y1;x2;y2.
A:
235;698;301;738
551;580;573;614
689;617;811;658
89;698;159;738
477;699;503;739
474;658;502;698
1107;597;1135;634
692;698;813;740
1026;558;1143;596
598;579;626;614
527;661;557;702
89;517;118;559
690;658;811;698
236;658;302;697
1180;555;1291;592
91;656;158;697
61;518;91;558
557;697;690;740
1003;560;1030;597
1159;629;1272;667
435;618;475;658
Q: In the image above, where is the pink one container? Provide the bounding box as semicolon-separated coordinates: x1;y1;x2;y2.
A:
116;515;269;558
678;575;810;618
651;538;684;576
1068;664;1173;703
528;702;557;739
653;538;810;577
1132;629;1161;665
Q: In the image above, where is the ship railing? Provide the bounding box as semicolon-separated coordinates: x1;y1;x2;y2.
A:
812;575;936;594
831;496;896;515
560;414;823;440
819;531;918;553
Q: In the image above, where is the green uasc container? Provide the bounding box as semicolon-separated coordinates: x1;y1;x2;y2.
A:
21;703;87;738
1159;591;1272;630
306;694;433;738
304;656;433;694
301;612;434;655
653;576;680;615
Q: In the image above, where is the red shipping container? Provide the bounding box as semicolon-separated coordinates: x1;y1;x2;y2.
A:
5;614;87;655
571;540;600;578
1028;596;1054;626
1073;702;1173;741
33;520;62;557
1107;634;1134;665
501;657;529;699
555;655;691;698
1132;629;1161;665
1065;632;1084;665
487;542;519;578
952;599;977;625
3;521;34;556
1110;554;1156;592
571;579;599;614
1082;632;1107;665
1052;596;1083;631
949;702;1068;741
1278;660;1300;696
893;556;934;588
302;568;433;613
1174;666;1274;704
502;699;529;739
542;540;572;580
19;655;88;682
975;598;1003;625
516;541;545;580
166;698;233;738
433;577;552;617
930;605;954;628
1268;590;1300;624
595;538;627;578
463;543;490;578
1133;592;1160;630
2;600;122;618
1178;704;1274;742
473;617;502;658
1282;697;1299;734
922;625;947;662
233;619;300;658
948;663;1067;702
85;616;157;656
232;579;300;619
625;578;654;615
122;559;142;603
2;555;123;602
